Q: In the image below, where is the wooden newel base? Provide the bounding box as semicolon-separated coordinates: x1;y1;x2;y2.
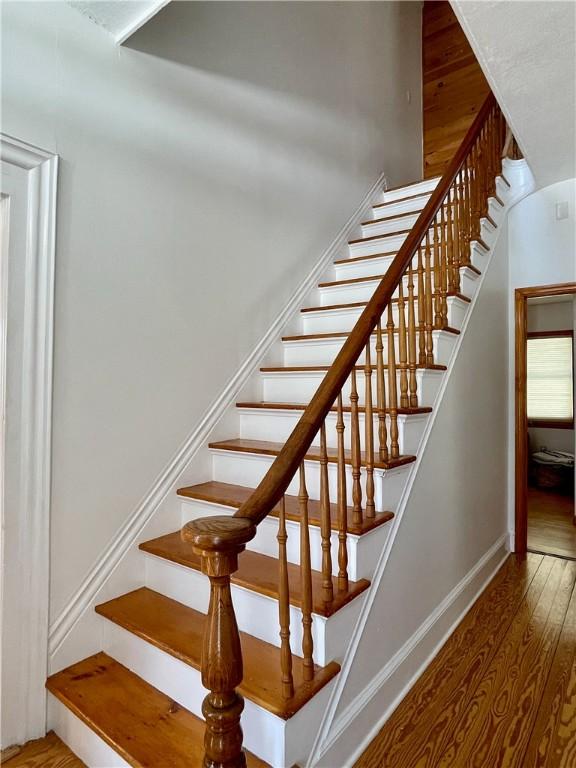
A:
182;515;257;768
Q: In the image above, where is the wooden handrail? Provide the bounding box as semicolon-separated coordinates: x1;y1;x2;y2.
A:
184;90;505;768
230;92;496;527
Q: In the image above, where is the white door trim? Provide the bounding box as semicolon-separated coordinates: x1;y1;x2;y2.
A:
0;134;58;743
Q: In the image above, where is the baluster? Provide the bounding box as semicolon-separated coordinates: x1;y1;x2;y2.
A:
471;143;481;239
277;497;294;700
319;424;334;606
336;393;348;591
480;126;489;217
446;187;456;295
183;516;256;768
298;464;314;682
424;230;434;366
452;177;462;292
376;320;388;462
397;279;409;408
364;342;375;519
350;369;363;526
440;201;448;326
417;245;426;365
433;215;443;329
407;257;418;408
464;154;473;247
386;303;399;459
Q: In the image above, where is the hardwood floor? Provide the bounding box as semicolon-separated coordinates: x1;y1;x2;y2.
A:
356;553;576;767
422;0;490;178
1;732;84;767
528;487;576;560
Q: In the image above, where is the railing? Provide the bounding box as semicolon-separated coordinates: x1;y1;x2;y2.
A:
183;91;509;767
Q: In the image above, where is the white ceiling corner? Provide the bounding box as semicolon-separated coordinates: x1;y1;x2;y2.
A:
67;0;171;45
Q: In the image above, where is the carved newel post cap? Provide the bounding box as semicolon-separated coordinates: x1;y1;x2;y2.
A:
182;516;256;554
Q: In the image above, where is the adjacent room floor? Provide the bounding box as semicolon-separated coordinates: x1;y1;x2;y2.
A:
356;553;576;767
2;731;84;767
527;487;576;560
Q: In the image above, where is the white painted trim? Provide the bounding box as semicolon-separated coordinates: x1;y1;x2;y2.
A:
307;166;534;765
318;534;509;766
115;0;172;45
48;171;388;659
0;133;58;742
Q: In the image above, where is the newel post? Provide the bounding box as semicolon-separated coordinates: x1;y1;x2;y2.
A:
182;515;257;768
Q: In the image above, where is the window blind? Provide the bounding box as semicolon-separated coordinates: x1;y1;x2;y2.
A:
527;335;574;421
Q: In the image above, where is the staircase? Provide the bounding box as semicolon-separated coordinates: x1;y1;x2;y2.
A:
46;95;514;767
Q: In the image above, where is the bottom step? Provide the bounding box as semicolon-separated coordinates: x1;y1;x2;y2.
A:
47;652;267;767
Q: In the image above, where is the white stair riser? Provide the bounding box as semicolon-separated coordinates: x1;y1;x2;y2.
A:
283;329;458;367
211;449;411;512
370;192;430;219
100;619;302;767
238;409;429;456
301;296;468;334
361;211;421;238
261;368;444;408
333;253;395;282
381;177;439;203
143;552;363;666
179;498;392;581
348;230;408;259
49;697;131;768
319;266;479;305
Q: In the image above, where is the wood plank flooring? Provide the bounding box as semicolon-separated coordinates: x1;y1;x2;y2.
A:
356;553;576;767
528;487;576;560
1;732;84;767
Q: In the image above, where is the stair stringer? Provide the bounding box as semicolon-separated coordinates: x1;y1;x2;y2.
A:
306;161;535;767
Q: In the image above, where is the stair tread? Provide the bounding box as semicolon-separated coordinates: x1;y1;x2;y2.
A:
301;293;470;313
177;481;394;535
319;265;479;288
260;364;447;372
372;190;431;210
381;176;440;195
208;437;416;471
46;652;268;767
236;401;432;415
333;249;397;265
139;532;370;618
361;210;418;227
282;327;460;341
96;588;340;720
349;228;412;245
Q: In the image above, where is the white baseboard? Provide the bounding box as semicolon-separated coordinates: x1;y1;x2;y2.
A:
315;533;509;767
48;170;388;663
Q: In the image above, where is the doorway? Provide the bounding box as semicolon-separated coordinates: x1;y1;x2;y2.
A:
515;283;576;558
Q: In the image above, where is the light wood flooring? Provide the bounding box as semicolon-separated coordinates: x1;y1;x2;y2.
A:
1;732;84;768
528;487;576;560
356;553;576;767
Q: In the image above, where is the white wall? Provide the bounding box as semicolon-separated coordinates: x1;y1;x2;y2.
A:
1;1;423;621
507;177;576;540
527;299;574;455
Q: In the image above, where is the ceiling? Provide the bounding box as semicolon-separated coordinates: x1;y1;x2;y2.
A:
452;1;576;188
67;0;170;44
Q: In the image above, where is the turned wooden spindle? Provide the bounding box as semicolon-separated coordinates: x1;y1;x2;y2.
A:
386;303;399;459
453;174;464;288
397;279;409;409
407;258;418;408
277;497;294;700
463;155;472;247
472;142;482;239
417;245;426;366
350;368;363;526
319;423;334;606
375;319;388;462
424;229;435;366
182;516;256;768
298;463;314;683
433;215;443;329
440;202;448;326
336;393;348;591
364;342;375;519
446;188;455;295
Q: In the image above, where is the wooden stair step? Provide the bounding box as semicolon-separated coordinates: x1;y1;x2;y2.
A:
348;228;412;245
208;438;416;471
236;401;431;416
46;652;268;767
372;189;431;211
282;327;460;342
360;210;419;227
96;588;340;720
177;481;394;536
300;292;470;313
139;533;370;618
319;268;479;289
260;363;447;372
380;176;440;195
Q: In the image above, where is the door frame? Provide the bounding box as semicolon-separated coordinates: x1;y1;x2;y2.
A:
514;281;576;554
0;134;58;745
